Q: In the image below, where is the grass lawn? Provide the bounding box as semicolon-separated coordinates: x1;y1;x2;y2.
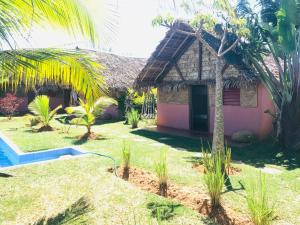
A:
0;115;299;225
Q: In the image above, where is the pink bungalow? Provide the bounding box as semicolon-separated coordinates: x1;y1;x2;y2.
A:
135;22;275;139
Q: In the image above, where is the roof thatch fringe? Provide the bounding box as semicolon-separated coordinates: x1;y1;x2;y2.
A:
157;77;259;92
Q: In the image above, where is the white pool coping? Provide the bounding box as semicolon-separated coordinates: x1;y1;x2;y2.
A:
0;132;89;171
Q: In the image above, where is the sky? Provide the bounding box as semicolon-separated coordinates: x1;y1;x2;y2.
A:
17;0;255;58
18;0;176;58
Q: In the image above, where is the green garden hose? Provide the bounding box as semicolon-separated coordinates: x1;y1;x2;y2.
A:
87;152;118;177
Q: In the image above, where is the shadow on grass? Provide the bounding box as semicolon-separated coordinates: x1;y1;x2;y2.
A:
63;135;109;145
223;176;245;195
231;138;300;170
32;197;92;225
55;115;121;126
131;129;205;152
0;172;13;178
146;202;182;220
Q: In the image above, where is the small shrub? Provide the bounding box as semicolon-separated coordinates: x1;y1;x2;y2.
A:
121;142;131;180
0;93;25;119
204;153;225;209
127;109;140;129
154;150;168;197
245;173;275;225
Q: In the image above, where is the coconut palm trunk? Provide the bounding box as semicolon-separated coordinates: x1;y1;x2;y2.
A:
212;59;225;153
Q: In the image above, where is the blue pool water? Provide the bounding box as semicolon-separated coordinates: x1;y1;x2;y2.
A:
0;135;85;168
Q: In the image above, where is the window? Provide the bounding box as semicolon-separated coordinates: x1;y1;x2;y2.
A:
223;88;240;106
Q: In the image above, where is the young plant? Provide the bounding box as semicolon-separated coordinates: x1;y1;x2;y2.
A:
224;146;232;175
245;173;275;225
121;142;131;180
127;109;140;129
204;153;225;209
66;97;117;138
154;150;168;197
28;95;62;131
201;147;213;173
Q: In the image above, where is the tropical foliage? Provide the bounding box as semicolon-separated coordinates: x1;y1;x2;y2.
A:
28;95;62;131
66;97;117;137
0;0;105;103
236;0;300;149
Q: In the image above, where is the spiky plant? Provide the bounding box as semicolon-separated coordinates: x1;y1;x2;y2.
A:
245;173;275;225
66;97;117;138
121;142;131;180
154;150;168;197
127;109;140;129
203;152;225;209
28;95;62;131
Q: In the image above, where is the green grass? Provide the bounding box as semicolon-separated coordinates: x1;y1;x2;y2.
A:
0;115;299;225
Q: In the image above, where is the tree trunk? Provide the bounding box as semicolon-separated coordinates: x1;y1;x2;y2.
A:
212;59;225;154
87;126;91;135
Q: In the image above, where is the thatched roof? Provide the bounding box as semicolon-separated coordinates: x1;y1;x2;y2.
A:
94;52;146;91
135;21;257;89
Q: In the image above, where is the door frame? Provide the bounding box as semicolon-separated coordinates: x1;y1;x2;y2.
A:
189;84;209;132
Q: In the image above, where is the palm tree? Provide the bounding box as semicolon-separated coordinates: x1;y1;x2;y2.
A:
0;0;106;103
28;95;62;131
66;97;117;138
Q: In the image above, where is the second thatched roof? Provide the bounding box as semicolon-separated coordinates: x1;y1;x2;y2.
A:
94;51;146;91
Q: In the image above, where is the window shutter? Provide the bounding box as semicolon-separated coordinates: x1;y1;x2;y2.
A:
223;88;240;106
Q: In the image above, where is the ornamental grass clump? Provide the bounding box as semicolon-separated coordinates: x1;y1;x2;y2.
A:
121;142;131;180
154;150;168;197
245;173;275;225
127;109;140;129
224;146;232;175
204;152;225;209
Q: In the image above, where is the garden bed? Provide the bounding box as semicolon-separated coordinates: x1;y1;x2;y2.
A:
112;166;252;225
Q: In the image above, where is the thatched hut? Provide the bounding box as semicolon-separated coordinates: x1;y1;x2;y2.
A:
135;21;275;139
0;51;146;118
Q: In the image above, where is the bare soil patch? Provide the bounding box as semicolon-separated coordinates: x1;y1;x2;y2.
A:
109;167;251;225
192;163;242;175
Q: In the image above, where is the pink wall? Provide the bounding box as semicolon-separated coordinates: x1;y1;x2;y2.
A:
157;103;190;130
209;84;274;139
157;84;275;139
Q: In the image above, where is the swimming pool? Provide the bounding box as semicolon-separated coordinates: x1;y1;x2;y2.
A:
0;134;85;168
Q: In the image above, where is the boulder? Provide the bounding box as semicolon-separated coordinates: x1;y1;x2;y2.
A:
231;130;255;143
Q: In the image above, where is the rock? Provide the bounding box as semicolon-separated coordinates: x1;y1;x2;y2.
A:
231;130;255;143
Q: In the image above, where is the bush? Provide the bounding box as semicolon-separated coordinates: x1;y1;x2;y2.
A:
154;150;168;197
121;142;131;180
0;93;25;119
245;173;275;225
203;153;225;209
127;109;140;129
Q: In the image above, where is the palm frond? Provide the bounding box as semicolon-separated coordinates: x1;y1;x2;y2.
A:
0;0;98;47
0;48;107;102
